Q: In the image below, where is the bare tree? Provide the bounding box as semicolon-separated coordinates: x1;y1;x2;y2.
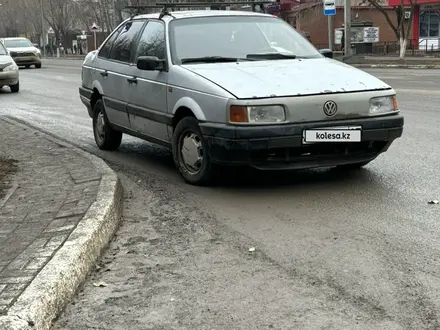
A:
363;0;417;59
78;0;119;33
20;0;45;42
43;0;80;47
0;0;27;37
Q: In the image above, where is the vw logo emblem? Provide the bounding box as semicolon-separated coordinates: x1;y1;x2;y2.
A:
323;100;338;117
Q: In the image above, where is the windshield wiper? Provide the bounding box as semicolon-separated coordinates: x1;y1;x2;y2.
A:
180;56;252;64
246;53;297;60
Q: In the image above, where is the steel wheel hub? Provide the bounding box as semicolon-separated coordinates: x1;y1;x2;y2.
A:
96;111;106;141
180;131;203;174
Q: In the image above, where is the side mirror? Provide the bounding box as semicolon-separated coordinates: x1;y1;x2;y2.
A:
33;43;39;48
319;48;333;59
137;56;165;71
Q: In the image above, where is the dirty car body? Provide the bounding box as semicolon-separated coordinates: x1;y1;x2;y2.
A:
79;10;403;185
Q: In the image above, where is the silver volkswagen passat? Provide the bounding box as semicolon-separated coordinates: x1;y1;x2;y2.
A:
79;9;403;186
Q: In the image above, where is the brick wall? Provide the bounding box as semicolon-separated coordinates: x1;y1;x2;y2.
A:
288;5;408;47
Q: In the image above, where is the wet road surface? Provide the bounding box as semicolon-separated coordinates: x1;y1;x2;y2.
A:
2;60;440;329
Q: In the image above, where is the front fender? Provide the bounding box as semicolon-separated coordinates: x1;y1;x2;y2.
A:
172;96;207;121
92;80;104;96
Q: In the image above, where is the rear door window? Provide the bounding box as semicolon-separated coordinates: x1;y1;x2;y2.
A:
98;24;125;59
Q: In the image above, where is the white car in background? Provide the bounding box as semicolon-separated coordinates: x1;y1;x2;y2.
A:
0;37;42;69
0;41;19;93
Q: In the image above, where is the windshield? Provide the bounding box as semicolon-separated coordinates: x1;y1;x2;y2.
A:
4;39;33;48
0;43;8;55
168;16;322;64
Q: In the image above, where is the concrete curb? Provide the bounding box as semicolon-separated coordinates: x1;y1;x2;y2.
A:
0;117;123;330
42;57;85;61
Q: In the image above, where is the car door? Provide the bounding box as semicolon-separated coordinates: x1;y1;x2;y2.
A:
95;19;146;129
126;19;170;144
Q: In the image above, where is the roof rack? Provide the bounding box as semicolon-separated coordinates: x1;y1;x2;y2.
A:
125;0;279;19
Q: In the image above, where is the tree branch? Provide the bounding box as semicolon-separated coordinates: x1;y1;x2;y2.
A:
364;0;400;39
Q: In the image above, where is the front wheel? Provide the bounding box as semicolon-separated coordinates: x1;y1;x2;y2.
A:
172;116;215;186
35;64;42;69
10;82;19;93
92;99;122;150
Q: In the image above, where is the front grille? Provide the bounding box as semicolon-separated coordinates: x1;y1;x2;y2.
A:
250;141;387;164
13;52;35;57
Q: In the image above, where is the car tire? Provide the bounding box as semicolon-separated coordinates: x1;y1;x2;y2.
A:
25;65;30;69
336;160;371;169
92;99;122;150
172;116;215;186
35;64;42;69
10;82;19;93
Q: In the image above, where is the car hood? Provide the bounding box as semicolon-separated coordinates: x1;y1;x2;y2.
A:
0;55;14;67
7;47;38;53
182;58;391;99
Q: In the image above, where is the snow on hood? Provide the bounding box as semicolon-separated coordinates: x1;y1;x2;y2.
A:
182;58;391;99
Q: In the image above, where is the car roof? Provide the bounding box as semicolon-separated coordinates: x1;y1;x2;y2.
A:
134;10;274;20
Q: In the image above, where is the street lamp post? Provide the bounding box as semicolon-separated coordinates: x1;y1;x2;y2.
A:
40;0;46;58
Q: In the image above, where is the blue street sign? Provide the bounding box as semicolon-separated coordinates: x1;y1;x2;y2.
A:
324;8;336;15
323;0;336;15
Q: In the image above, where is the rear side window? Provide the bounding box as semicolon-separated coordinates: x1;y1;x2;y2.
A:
109;20;145;63
98;24;125;59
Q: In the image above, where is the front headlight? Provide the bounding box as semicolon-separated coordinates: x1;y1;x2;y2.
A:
3;63;18;72
230;105;286;124
369;95;399;114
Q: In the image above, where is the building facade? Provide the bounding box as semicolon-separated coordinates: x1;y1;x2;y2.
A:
281;0;440;51
389;0;440;50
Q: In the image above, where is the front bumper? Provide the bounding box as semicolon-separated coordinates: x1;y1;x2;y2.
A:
0;71;19;86
200;114;404;170
12;56;41;66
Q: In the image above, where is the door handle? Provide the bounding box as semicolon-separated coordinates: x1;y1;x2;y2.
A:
100;71;108;77
127;77;137;84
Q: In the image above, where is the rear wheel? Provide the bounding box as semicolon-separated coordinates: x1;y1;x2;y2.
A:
35;64;42;69
92;99;122;150
25;65;30;69
10;82;19;93
172;116;215;185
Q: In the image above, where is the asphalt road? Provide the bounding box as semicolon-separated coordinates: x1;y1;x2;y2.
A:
2;59;440;330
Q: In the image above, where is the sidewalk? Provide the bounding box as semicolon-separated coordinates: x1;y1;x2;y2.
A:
42;55;85;60
0;117;123;330
339;55;440;68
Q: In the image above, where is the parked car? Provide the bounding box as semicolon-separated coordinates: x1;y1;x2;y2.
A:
0;37;42;69
0;41;19;93
79;9;403;186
